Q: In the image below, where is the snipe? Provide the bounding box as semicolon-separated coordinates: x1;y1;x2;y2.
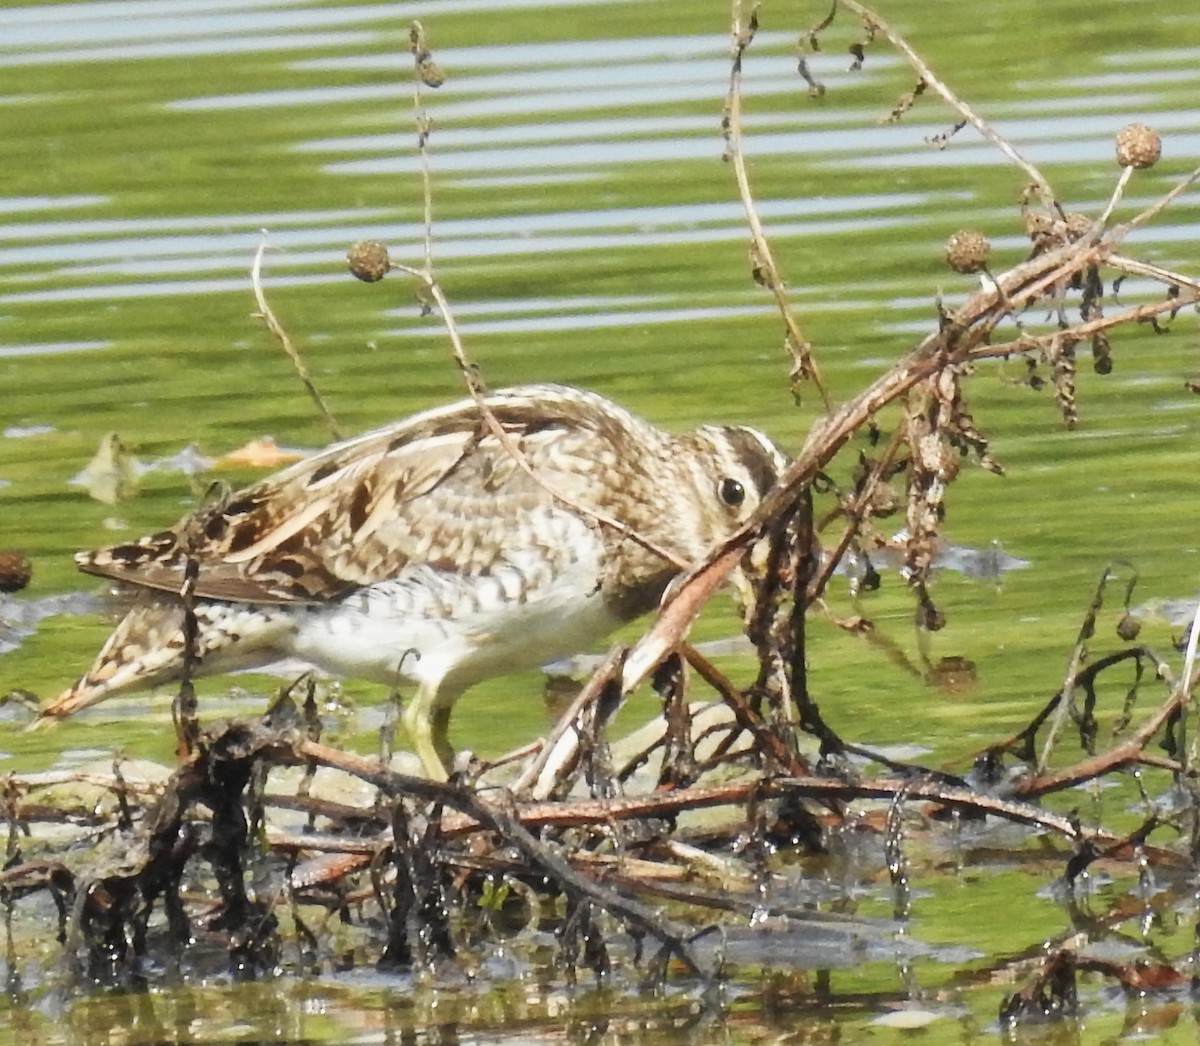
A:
35;384;784;778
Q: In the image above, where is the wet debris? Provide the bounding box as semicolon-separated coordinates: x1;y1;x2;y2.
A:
0;590;108;658
213;437;306;470
3;554;1200;1008
68;433;140;505
64;436;308;506
0;552;32;594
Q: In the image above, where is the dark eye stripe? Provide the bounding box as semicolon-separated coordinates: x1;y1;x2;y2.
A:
720;427;784;496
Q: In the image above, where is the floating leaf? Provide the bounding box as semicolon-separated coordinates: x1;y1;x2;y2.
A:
70;432;140;504
215;437;307;470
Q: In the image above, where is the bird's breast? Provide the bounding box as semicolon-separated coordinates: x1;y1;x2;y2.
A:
285;515;638;693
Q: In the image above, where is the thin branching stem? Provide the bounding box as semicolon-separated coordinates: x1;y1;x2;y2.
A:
1181;599;1200;770
1098;165;1135;226
399;30;689;569
1113;161;1200;238
725;2;830;408
808;426;906;603
836;0;1057;211
251;235;343;440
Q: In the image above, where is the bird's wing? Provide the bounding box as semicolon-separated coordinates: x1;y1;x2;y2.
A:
76;388;623;605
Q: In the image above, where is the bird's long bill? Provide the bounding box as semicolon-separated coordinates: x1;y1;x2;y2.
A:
728;562;758;620
657;546;767;630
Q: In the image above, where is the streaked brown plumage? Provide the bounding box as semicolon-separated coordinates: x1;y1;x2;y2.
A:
35;384;785;777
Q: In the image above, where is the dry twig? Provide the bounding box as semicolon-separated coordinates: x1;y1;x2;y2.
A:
250;235;343;440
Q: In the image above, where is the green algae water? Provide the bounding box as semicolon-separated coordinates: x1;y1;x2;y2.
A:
3;0;1200;1041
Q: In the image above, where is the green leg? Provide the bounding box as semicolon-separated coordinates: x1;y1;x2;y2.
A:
403;683;456;780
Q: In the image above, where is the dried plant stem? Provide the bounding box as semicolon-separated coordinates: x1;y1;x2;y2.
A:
294;737;708;978
1180;599;1200;770
286;735;1112;850
1108;253;1200;294
1113;161;1200;237
1035;568;1115;774
173;553;201;757
3;769;163;799
511;646;625;798
622;544;748;691
683;644;812;776
1098;165;1135;226
414;73;434;276
8;701;1185;870
984;297;1191;358
808;426;905;603
725;3;829;408
251;235;343;440
836;0;1057;211
1014;679;1188;801
400;32;688;571
621;239;1198;696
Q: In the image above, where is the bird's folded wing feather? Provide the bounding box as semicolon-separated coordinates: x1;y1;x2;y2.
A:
75;402;604;605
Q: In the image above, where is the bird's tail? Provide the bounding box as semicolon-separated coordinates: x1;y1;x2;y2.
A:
29;598;289;728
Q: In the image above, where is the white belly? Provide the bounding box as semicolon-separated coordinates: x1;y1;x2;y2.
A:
287;549;623;699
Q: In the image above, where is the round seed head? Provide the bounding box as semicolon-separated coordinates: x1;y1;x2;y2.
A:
1116;613;1141;642
1115;123;1161;170
1064;212;1092;241
0;551;32;593
1024;212;1053;241
945;229;991;274
418;59;445;88
347;240;392;283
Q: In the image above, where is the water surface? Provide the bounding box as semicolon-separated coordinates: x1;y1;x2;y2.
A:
3;0;1200;1041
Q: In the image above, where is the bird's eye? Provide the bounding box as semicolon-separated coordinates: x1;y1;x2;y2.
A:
717;477;745;507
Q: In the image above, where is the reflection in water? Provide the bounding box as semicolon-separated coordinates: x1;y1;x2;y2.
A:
872;539;1030;581
0;591;105;657
0;340;108;358
388;302;773;337
0;195;940;304
0;194;106;214
177;32;889;116
1135;596;1200;630
3;423;56;437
